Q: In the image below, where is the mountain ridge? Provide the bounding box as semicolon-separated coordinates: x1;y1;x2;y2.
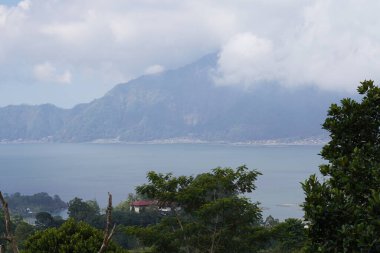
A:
0;53;347;143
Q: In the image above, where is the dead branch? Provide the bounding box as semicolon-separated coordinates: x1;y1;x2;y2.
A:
98;193;116;253
0;192;19;253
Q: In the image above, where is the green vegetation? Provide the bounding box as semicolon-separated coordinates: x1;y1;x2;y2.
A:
123;166;306;253
303;80;380;252
68;197;101;224
14;222;35;249
0;210;36;251
22;218;126;253
1;171;305;252
127;166;263;252
35;211;64;229
4;192;67;216
260;218;306;253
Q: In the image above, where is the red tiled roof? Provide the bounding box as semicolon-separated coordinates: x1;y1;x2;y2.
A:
131;200;156;207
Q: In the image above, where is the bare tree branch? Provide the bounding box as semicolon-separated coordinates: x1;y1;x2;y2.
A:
98;193;116;253
0;192;19;253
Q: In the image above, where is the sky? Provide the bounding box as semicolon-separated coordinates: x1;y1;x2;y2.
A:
0;0;379;108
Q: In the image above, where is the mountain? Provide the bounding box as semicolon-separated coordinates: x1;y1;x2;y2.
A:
0;53;347;143
0;104;66;141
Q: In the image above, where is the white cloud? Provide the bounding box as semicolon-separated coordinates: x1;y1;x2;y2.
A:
280;0;380;91
33;62;71;84
41;23;90;44
0;6;7;27
214;0;380;92
144;65;165;75
0;0;380;107
57;70;72;84
214;33;275;87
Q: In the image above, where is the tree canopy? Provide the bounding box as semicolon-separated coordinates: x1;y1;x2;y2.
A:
68;197;100;224
4;192;67;217
22;218;126;253
302;80;380;252
127;165;264;253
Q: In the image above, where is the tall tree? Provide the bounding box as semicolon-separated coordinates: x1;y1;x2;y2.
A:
302;80;380;252
68;197;100;224
127;165;263;253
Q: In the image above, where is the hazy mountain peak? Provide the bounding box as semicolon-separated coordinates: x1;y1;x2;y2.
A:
0;53;345;143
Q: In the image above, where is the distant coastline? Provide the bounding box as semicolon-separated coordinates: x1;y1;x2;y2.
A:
0;136;328;146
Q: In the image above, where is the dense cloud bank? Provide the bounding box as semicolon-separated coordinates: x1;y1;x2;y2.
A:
0;0;378;106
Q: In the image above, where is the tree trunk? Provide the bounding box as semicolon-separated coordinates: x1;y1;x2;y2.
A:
98;193;116;253
0;192;19;253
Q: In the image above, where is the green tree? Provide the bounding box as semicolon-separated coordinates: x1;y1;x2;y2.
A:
268;219;306;253
22;218;126;253
86;200;101;214
114;193;138;212
0;208;25;252
127;165;263;253
5;192;67;216
302;80;380;252
263;215;280;228
67;197;100;224
15;222;35;249
35;212;55;229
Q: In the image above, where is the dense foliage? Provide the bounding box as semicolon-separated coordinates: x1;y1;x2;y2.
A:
303;80;380;252
127;166;264;253
262;218;306;253
68;197;100;225
0;179;308;252
22;218;126;253
5;192;67;216
35;211;64;229
14;222;35;249
66;196;161;249
0;213;35;251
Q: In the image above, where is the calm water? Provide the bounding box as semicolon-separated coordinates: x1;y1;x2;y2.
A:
0;143;323;220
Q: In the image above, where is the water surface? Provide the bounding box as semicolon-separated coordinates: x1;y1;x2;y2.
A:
0;143;323;220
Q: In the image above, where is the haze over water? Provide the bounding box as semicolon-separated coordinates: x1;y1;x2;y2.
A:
0;143;323;220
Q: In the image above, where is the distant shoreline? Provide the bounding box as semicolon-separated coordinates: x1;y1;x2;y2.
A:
0;137;328;146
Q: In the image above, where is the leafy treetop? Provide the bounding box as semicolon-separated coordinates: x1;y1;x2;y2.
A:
303;80;380;252
129;166;263;253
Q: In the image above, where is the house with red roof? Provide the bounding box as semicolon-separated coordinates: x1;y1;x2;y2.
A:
130;200;157;213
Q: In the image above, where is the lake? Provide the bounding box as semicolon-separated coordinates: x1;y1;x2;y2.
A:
0;143;323;220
